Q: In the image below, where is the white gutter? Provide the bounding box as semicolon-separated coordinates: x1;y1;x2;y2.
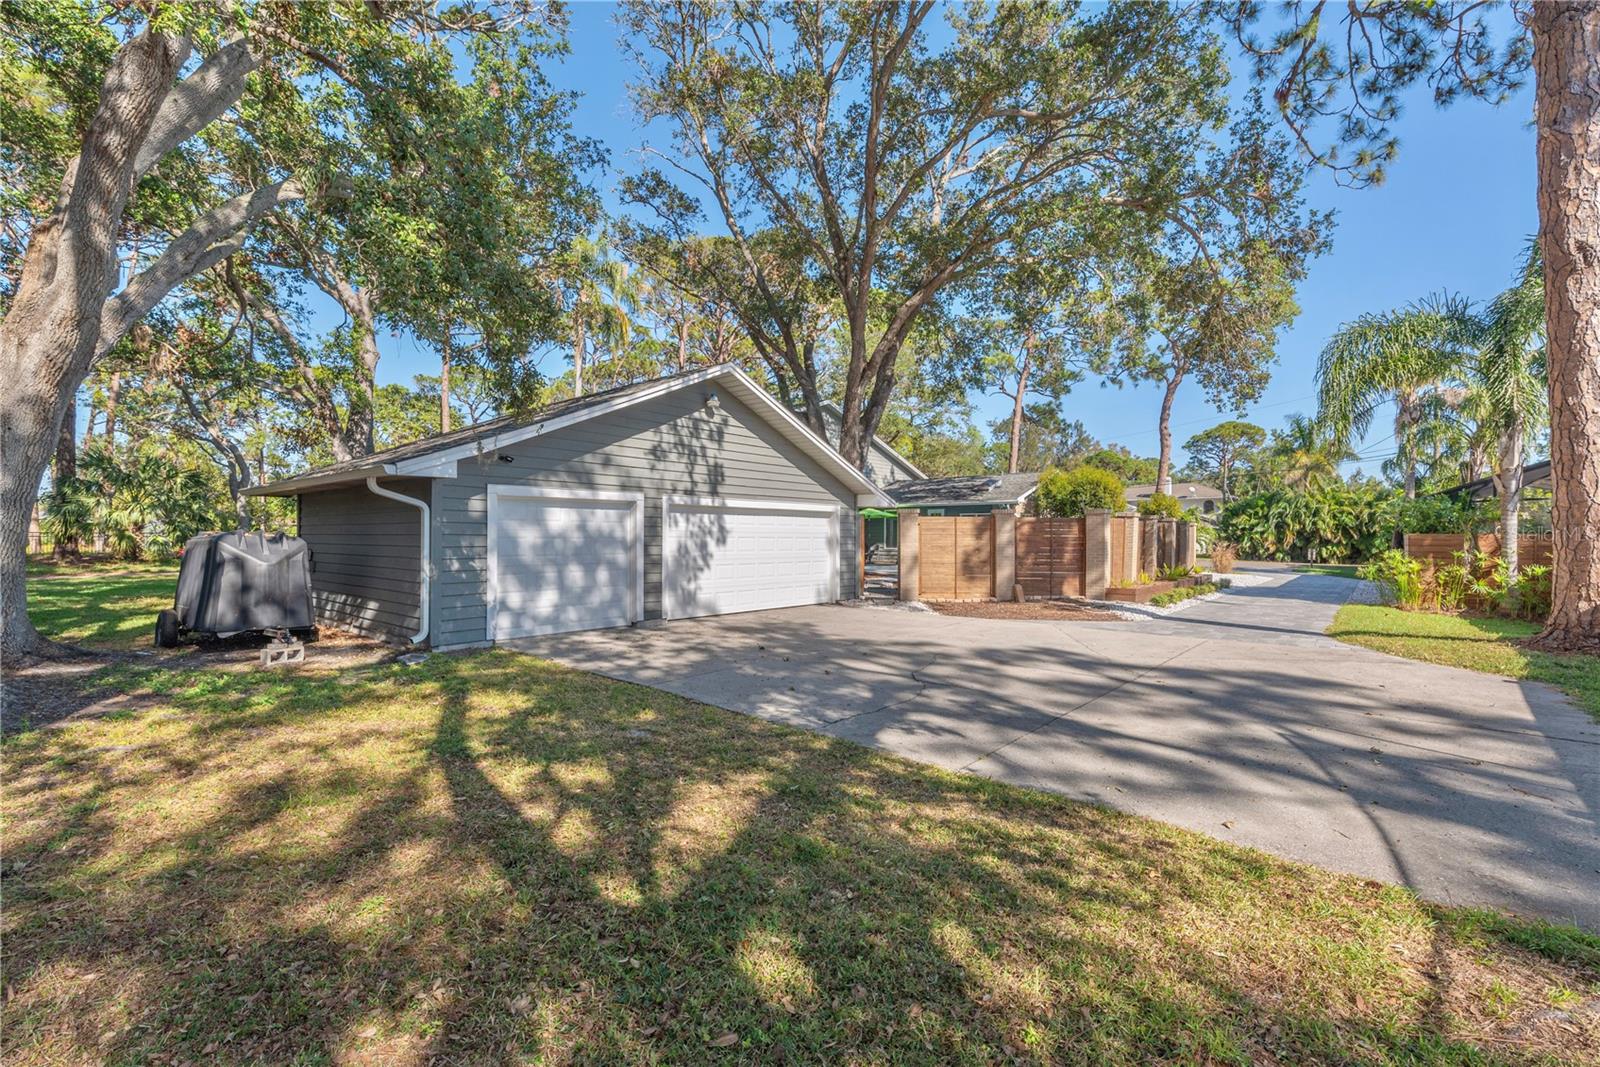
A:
365;477;430;646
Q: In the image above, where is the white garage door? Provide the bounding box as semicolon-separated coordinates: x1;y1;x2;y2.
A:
488;488;643;640
664;497;839;620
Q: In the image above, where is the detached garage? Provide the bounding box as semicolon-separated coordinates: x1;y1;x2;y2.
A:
248;366;890;649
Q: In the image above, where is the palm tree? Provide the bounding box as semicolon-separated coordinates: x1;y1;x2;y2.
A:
1474;246;1547;579
1316;294;1481;498
1268;414;1353;490
567;236;636;396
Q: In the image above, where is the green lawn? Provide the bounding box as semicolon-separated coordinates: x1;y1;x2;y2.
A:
25;561;177;649
4;568;1597;1064
1329;603;1600;719
1293;563;1362;578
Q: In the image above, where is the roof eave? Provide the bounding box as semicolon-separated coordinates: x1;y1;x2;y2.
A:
245;464;396;497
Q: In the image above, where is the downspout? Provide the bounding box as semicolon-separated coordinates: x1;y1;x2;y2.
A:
366;477;430;646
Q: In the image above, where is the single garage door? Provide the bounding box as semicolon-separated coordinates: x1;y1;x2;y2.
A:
488;487;643;639
664;497;839;620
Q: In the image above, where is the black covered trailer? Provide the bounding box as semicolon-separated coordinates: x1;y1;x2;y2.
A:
156;531;314;646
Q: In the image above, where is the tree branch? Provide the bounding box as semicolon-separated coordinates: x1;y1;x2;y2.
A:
133;39;260;181
96;179;304;356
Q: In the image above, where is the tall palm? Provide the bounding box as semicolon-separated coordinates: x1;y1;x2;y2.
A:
568;236;637;396
1316;294;1481;498
1474;245;1547;579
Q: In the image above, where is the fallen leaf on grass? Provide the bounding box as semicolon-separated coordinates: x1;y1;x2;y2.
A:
709;1031;738;1047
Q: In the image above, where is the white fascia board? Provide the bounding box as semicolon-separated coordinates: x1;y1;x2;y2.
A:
243;464;394;496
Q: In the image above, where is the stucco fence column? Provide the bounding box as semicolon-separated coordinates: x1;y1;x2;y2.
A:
992;508;1017;601
1084;508;1112;600
898;509;920;601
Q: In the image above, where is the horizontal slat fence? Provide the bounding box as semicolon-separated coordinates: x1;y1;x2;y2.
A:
1404;533;1553;567
1016;517;1084;598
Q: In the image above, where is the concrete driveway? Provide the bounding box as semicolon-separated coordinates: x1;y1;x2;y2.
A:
506;569;1600;928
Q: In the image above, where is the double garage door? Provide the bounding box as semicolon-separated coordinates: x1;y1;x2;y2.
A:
488;488;839;640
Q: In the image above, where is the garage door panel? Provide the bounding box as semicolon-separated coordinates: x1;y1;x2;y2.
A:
665;501;837;620
490;491;641;640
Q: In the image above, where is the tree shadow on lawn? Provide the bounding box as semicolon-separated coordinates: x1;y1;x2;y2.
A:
1;652;1595;1065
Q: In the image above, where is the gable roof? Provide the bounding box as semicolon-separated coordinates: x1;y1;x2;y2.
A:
885;472;1041;507
248;365;892;506
1438;459;1551;500
815;402;927;481
1126;482;1223;501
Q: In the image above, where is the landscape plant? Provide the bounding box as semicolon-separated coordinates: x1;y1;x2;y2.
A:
1360;550;1427;610
1036;467;1125;518
1150;581;1219;607
1218;485;1396;563
1209;541;1239;573
1136;492;1185;519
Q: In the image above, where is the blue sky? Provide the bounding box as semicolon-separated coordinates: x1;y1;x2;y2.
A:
372;2;1539;475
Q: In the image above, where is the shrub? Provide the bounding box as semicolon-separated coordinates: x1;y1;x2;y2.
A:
1137;492;1184;519
1435;560;1473;613
1393;494;1493;536
1218;485;1396;563
1150;581;1219;607
1036;466;1124;517
1359;550;1425;609
1515;564;1553;620
1209;542;1238;573
1158;564;1196;581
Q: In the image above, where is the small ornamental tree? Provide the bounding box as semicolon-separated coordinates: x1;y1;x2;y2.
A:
1037;467;1125;518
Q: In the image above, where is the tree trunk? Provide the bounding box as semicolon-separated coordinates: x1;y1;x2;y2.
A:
1155;372;1182;495
102;370;122;445
676;312;689;372
1530;2;1600;651
1497;420;1524;583
573;315;585;396
1007;330;1033;475
0;29;187;660
439;333;452;433
52;400;80;561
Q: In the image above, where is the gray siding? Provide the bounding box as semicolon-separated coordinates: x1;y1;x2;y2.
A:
431;387;858;649
818;406;920;486
298;480;428;642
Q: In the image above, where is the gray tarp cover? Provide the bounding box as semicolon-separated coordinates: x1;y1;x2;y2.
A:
173;531;314;635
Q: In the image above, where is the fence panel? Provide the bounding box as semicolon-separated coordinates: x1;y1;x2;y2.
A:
955;517;994;599
1110;514;1137;586
915;515;994;599
1405;533;1554;567
1016;517;1084;597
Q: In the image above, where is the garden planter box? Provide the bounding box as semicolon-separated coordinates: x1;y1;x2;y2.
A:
1104;580;1176;604
1174;576;1199;588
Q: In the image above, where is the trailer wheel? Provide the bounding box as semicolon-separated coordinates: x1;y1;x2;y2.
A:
155;610;181;648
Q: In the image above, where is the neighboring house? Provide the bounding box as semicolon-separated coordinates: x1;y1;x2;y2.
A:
248;366;890;649
1125;481;1223;517
813;401;925;486
884;472;1041;516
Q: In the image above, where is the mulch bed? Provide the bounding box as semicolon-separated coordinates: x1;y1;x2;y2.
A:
927;599;1121;621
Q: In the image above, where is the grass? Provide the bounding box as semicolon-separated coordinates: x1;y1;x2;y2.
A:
1329;604;1600;719
4;566;1597;1064
25;561;177;649
1294;563;1362;578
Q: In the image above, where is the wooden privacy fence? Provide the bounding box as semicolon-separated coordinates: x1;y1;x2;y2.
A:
900;509;1196;602
1016;517;1085;597
917;515;995;599
1404;533;1553;567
